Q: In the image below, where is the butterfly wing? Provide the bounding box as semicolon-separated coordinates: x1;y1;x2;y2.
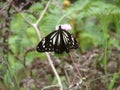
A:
36;30;66;53
62;30;78;53
53;31;66;53
36;31;57;52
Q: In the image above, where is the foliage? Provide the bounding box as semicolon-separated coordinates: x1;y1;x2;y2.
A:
0;0;120;90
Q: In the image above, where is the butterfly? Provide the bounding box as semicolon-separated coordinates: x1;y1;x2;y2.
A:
36;25;78;54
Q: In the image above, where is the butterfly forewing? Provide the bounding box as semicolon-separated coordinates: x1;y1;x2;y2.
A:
62;30;78;52
36;31;57;52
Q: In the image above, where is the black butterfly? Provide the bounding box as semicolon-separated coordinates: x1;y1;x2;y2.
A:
36;25;78;54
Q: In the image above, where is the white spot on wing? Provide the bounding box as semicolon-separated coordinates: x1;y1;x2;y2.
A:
42;38;45;45
45;48;47;50
50;40;52;42
71;37;75;45
43;45;45;48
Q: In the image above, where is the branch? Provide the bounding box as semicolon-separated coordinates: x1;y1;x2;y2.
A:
41;85;59;90
10;0;63;90
32;0;63;89
36;0;51;26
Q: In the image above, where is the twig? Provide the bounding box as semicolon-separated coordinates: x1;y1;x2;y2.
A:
10;0;63;90
41;85;59;90
34;0;63;89
9;0;35;35
68;52;82;78
32;24;41;41
36;0;51;26
45;52;63;90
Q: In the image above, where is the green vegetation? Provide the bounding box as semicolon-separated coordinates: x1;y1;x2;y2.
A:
0;0;120;90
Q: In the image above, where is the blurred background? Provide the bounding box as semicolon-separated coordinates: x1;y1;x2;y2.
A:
0;0;120;90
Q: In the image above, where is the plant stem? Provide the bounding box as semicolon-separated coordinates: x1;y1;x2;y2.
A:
11;0;63;90
68;53;82;78
36;0;51;26
100;16;109;88
45;52;63;90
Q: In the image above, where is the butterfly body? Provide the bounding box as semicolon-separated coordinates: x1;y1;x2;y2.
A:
36;26;78;54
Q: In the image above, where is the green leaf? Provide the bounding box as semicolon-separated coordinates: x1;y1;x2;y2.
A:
108;73;119;90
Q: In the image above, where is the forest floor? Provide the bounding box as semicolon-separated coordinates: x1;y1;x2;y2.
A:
27;47;120;90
